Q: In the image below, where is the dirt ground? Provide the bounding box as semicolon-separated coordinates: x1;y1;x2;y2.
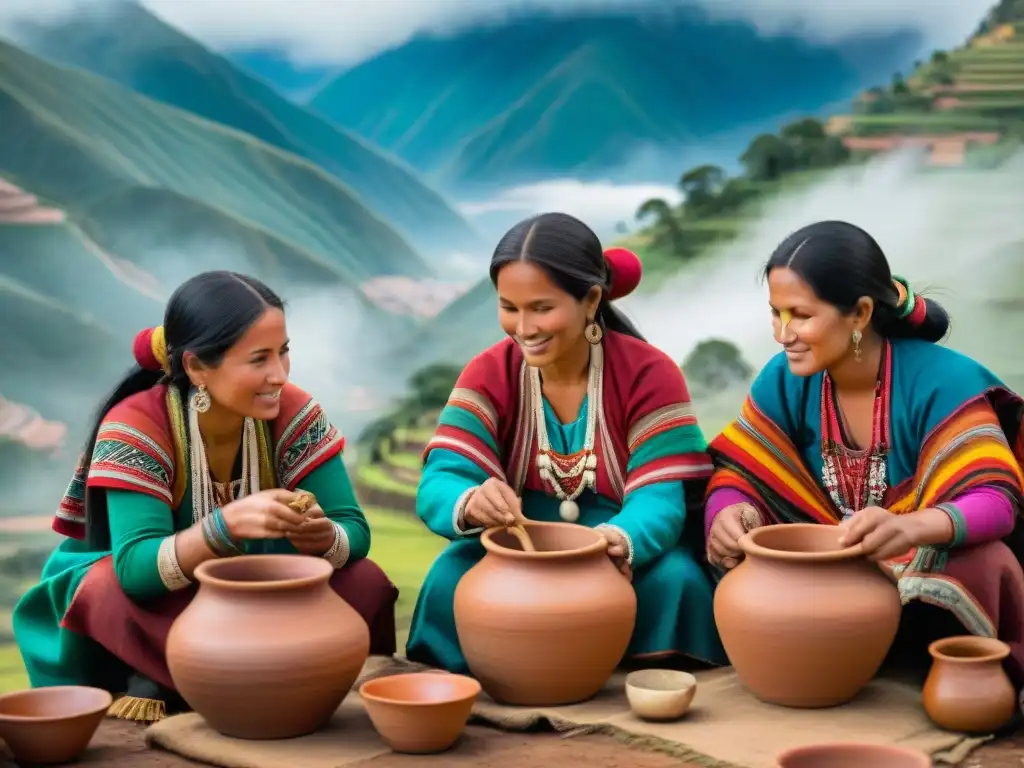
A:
2;718;1023;768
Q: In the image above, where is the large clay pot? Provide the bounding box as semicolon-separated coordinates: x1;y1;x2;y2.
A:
922;635;1017;733
714;523;901;707
166;554;370;739
454;521;637;705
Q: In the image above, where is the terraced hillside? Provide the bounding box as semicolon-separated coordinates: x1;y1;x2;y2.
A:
829;21;1024;165
355;423;433;516
13;2;483;259
0;40;430;284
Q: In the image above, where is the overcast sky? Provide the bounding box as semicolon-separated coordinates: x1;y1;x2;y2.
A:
0;0;997;65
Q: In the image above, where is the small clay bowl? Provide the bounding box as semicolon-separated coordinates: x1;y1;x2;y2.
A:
360;672;481;754
775;742;932;767
625;669;696;721
0;685;112;764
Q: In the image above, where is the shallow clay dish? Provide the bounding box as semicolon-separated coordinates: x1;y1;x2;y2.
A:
0;685;112;764
359;672;481;754
625;669;696;721
775;742;932;767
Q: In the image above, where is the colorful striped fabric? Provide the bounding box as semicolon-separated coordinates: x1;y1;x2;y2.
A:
423;331;713;506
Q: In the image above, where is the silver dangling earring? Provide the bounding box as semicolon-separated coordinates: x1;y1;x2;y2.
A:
191;384;211;413
852;329;863;363
584;320;603;345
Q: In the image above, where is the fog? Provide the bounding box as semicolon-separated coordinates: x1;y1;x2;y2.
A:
622;151;1024;390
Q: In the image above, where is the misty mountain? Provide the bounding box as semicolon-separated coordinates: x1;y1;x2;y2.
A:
0;39;432;282
10;1;483;260
306;8;920;192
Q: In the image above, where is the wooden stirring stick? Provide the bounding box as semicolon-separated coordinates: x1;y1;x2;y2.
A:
506;524;536;552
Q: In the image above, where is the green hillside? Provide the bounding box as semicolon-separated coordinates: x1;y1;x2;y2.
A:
0;220;161;333
0;40;431;284
74;186;389;303
0;270;125;421
15;2;483;259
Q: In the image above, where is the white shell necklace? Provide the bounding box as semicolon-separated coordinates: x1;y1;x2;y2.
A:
188;399;261;523
531;342;603;522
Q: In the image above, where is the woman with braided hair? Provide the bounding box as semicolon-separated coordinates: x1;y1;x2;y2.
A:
706;220;1024;685
13;271;398;721
406;212;727;674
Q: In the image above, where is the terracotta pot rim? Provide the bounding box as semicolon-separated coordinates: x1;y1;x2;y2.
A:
193;554;333;591
359;673;482;706
740;523;865;563
0;686;113;723
928;635;1011;663
775;741;931;766
480;521;607;560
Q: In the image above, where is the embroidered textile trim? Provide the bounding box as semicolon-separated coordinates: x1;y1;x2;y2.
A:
276;401;345;489
90;423;175;505
898;544;996;637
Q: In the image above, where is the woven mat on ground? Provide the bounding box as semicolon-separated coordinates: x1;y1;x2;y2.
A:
146;655;989;768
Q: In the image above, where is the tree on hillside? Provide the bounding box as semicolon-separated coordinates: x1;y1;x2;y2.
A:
780;118;827;142
407;362;461;410
713;178;760;214
358;362;461;460
636;197;687;255
678;164;726;216
681;339;753;396
740;133;796;182
778;118;850;170
989;0;1024;25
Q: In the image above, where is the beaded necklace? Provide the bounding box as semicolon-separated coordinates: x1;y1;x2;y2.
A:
531;342;603;522
820;340;892;520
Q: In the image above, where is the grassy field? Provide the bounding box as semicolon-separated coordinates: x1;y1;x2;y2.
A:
0;506;446;693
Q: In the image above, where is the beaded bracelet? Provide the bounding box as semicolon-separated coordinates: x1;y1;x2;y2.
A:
202;507;244;557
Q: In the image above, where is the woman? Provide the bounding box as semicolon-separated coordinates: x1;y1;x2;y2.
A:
13;271;399;721
706;220;1024;683
406;212;727;674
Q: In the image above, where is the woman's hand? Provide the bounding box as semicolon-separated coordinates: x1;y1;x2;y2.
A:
600;527;632;580
707;503;763;570
463;478;527;529
221;489;307;540
837;506;917;561
287;503;337;555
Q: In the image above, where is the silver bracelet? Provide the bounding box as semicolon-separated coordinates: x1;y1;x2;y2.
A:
322;521;351;568
157;534;191;591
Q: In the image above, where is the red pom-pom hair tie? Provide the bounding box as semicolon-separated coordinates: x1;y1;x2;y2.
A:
603;248;642;300
906;296;927;327
133;326;169;373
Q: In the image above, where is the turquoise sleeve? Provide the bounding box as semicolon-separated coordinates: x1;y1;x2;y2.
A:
416;448;489;540
603;480;687;570
107;489;175;601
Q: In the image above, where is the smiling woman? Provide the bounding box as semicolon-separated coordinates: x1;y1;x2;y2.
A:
405;212;727;675
706;220;1024;690
11;271;398;722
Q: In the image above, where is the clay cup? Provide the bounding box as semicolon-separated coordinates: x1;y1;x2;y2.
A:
625;669;696;721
